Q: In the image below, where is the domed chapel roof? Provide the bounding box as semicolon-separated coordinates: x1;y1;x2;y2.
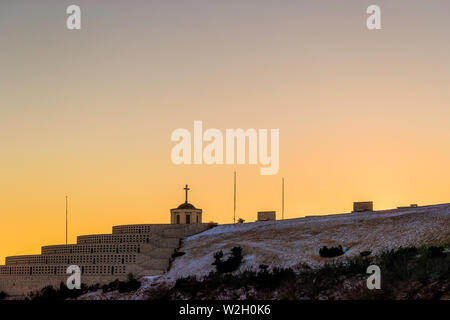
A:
177;202;197;210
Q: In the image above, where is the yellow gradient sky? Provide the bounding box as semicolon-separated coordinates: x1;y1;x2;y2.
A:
1;1;449;263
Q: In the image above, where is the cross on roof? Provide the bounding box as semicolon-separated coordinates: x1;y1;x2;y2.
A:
184;184;190;203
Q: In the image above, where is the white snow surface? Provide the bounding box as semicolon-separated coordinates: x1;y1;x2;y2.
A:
76;204;450;300
163;204;450;280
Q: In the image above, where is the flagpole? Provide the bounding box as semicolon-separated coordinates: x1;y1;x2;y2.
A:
282;178;284;220
233;171;236;223
66;195;68;244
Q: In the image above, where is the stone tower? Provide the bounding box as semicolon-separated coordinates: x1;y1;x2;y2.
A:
170;185;202;224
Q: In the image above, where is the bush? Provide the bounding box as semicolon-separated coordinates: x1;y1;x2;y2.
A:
360;250;372;257
102;279;120;292
35;286;58;300
172;267;296;299
29;276;140;299
31;282;89;300
162;244;450;300
207;222;218;229
231;247;243;259
212;247;243;273
172;251;186;258
377;247;419;281
103;273;141;293
427;246;445;258
252;267;296;290
174;276;202;295
0;291;7;300
376;246;450;282
319;245;344;258
119;274;141;293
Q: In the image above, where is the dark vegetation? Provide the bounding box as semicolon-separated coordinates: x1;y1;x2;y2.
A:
172;251;186;258
360;250;372;257
102;273;141;293
0;291;7;300
212;247;243;273
30;282;97;300
145;245;450;300
30;273;140;300
24;245;449;300
319;245;345;258
207;222;218;229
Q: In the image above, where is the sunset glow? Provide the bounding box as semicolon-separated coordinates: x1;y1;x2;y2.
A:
1;0;449;264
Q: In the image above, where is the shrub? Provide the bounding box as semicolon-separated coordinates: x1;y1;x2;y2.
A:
377;247;419;280
163;244;450;300
172;251;186;258
376;246;450;282
319;245;344;258
253;267;296;290
207;222;218;229
213;250;224;261
360;250;372;257
427;246;445;258
103;279;120;292
103;274;141;293
31;282;89;300
36;286;58;300
212;247;243;273
118;273;141;293
231;247;243;258
0;291;7;300
174;276;201;293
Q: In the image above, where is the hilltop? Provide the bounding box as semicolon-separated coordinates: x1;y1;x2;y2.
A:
165;203;450;279
72;203;450;300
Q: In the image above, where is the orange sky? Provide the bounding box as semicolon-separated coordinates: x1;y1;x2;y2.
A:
1;1;449;263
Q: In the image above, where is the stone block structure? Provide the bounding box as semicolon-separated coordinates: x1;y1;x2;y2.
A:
353;201;374;212
0;223;209;296
257;211;276;221
170;185;202;224
0;185;209;296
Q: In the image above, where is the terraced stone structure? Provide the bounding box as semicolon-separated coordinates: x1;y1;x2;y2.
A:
0;223;209;296
0;188;209;296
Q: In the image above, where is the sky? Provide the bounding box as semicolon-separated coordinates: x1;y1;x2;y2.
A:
0;0;449;263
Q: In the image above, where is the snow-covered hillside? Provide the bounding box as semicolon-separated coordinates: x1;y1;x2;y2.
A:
75;203;450;300
164;204;450;280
